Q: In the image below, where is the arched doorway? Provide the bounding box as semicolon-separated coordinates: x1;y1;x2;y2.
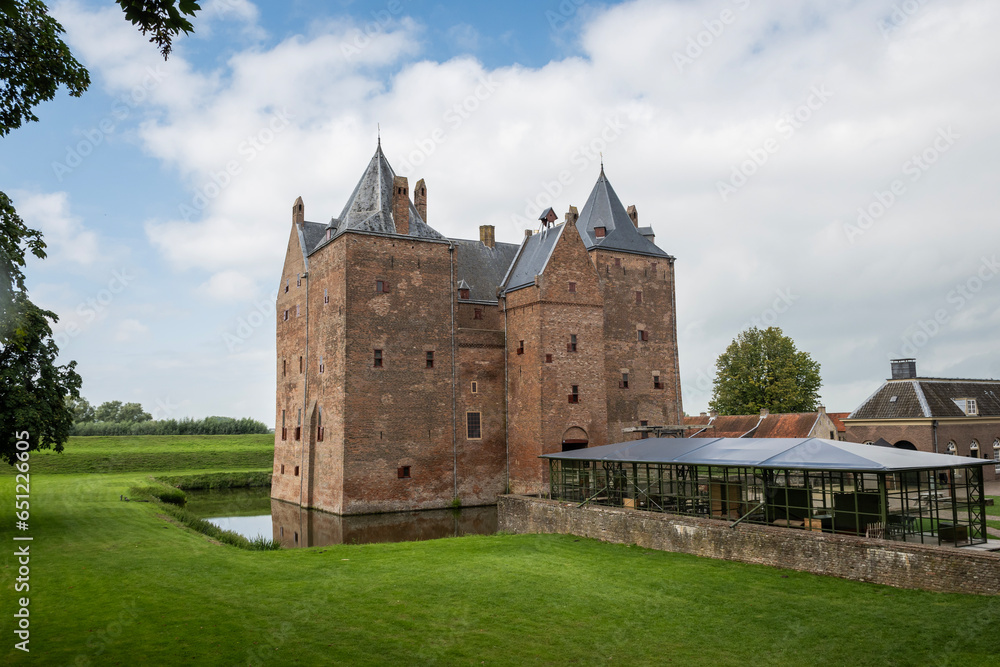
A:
562;426;588;452
893;440;917;451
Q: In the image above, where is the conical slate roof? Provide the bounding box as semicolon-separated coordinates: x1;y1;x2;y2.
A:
575;168;671;258
328;143;444;241
541;437;988;472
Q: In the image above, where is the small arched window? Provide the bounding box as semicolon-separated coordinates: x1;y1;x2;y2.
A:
970;440;980;457
946;441;956;454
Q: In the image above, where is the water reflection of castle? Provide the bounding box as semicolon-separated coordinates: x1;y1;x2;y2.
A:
270;499;498;548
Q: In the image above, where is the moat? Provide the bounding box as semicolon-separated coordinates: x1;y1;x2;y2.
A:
185;487;498;547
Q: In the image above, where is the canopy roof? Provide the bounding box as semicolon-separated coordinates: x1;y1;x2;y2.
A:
541;437;988;472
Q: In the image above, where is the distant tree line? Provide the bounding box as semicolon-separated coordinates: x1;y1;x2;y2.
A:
67;398;271;436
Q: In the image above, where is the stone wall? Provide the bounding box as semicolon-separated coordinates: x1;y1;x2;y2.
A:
498;494;1000;595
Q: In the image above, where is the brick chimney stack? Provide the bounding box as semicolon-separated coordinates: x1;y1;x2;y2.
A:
415;178;427;222
392;176;409;235
480;225;495;248
525;229;533;238
759;408;769;417
627;205;638;228
292;196;305;226
565;205;579;223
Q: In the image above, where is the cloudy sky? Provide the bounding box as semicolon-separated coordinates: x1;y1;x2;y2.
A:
5;0;999;423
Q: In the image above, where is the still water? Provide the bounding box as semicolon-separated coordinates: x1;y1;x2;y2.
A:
185;487;498;548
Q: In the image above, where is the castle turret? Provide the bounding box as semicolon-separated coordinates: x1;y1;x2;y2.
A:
415;178;427;222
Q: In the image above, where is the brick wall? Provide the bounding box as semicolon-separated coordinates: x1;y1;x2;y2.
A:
498;495;1000;595
591;249;683;444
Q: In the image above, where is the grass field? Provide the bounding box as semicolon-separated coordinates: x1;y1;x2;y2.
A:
3;437;1000;665
0;434;274;474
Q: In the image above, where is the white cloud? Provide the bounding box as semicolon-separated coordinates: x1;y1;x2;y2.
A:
13;190;98;266
197;269;259;301
114;318;149;343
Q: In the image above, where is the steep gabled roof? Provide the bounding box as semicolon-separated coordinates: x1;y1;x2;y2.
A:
328;143;444;242
850;378;1000;419
452;238;521;302
500;223;565;293
575;168;671;258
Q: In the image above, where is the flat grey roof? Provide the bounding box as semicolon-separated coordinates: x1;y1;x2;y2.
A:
541;437;989;472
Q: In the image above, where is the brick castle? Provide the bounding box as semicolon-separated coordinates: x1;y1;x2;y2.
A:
273;142;683;514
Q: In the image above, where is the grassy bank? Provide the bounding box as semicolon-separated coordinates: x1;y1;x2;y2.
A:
0;434;273;474
2;439;999;665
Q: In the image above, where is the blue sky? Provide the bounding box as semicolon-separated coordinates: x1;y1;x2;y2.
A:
4;0;1000;423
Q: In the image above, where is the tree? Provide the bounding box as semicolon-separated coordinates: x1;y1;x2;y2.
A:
94;400;123;423
117;402;152;423
0;0;199;465
709;326;822;416
66;395;95;422
0;293;81;464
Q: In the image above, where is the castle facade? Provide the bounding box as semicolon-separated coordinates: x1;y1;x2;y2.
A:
273;143;682;514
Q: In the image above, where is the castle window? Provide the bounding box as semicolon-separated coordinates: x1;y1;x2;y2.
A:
398;466;411;479
638;329;649;342
284;279;289;293
376;280;390;293
459;288;470;299
474;308;483;320
283;310;289;321
282;359;286;377
517;341;524;355
635;291;642;305
317;427;324;442
946;441;956;454
324;288;329;304
568;334;577;353
280;464;285;474
650;262;658;272
299;356;303;373
281;410;286;440
545;354;553;363
471;381;478;394
594;227;606;238
568;385;580;404
294;466;299;476
614;258;621;267
466;412;482;440
294;427;301;441
568;282;576;293
319;356;324;373
653;374;663;390
374;349;383;368
296;274;301;287
970;440;980;457
426;351;434;368
620;373;629;389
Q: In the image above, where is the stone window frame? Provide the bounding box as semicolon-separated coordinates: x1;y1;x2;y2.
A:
466;411;482;440
471;381;478;394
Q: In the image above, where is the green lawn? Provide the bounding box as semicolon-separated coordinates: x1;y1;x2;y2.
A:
2;440;999;665
0;434;274;474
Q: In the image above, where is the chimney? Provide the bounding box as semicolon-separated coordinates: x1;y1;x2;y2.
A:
817;405;826;414
292;196;305;225
392;176;409;235
891;358;917;380
525;229;533;238
699;412;707;418
627;204;638;228
709;410;718;418
759;408;769;417
415;178;427;222
480;225;495;249
565;205;579;223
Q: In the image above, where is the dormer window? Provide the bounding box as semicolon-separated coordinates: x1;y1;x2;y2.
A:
594;227;606;238
953;398;978;415
459;288;470;299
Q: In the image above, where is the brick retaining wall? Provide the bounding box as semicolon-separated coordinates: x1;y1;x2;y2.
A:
498;495;1000;595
